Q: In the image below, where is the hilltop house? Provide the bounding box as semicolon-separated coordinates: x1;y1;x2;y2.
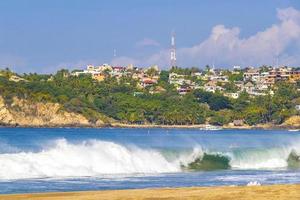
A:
243;68;260;82
224;92;239;99
209;75;229;82
243;82;255;93
177;86;192;95
9;75;27;82
141;78;157;88
72;65;106;82
204;80;224;93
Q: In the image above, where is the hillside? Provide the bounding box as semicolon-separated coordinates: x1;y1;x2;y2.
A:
0;68;300;128
0;96;105;127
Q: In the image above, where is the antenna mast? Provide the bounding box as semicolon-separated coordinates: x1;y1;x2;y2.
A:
170;31;177;68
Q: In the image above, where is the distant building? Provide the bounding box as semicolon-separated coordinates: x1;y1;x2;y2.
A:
178;86;191;95
204;81;224;93
141;78;157;88
9;75;27;82
243;68;260;82
225;92;239;99
243;82;255;93
233;66;241;70
92;73;105;82
233;120;244;126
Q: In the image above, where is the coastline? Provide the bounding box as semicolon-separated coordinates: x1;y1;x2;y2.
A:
0;122;297;130
1;184;300;200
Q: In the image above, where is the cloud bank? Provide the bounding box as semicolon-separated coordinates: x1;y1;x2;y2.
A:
112;7;300;69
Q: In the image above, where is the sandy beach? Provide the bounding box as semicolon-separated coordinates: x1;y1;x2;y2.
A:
1;184;300;200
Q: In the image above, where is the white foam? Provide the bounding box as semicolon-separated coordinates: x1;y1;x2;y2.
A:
247;181;261;186
0;139;180;180
0;138;299;180
176;147;204;166
229;147;292;169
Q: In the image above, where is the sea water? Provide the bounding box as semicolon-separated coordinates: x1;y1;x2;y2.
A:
0;128;299;194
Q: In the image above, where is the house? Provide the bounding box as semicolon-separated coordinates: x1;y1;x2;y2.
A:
233;65;241;70
204;81;217;93
225;92;239;99
72;65;108;81
177;86;191;95
132;71;144;80
191;72;203;78
92;73;105;82
243;81;267;96
255;81;269;91
9;75;27;82
149;86;166;94
289;70;300;83
243;68;260;82
168;73;194;87
234;81;244;90
267;67;292;82
243;82;255;93
204;81;224;93
141;78;157;88
98;64;113;72
112;66;125;72
209;75;229;82
169;73;185;85
86;65;95;71
108;66;127;78
233;120;244;126
126;64;134;71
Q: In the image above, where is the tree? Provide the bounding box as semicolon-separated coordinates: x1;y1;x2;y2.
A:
228;72;243;82
193;89;232;111
210;109;234;125
158;70;169;83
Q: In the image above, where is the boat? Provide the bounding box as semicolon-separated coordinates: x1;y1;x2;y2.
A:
288;129;299;132
199;124;223;131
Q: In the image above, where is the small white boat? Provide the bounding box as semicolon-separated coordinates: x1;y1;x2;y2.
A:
288;129;299;132
199;124;223;131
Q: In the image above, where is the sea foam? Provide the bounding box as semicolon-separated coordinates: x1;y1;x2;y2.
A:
0;139;299;180
0;139;180;180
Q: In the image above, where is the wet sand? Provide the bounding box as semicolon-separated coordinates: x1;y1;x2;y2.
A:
1;184;300;200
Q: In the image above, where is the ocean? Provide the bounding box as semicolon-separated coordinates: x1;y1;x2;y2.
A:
0;127;299;194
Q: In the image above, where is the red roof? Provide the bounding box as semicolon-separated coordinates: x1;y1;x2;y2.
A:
143;79;156;84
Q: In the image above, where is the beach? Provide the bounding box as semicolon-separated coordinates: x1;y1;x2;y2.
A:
1;184;300;200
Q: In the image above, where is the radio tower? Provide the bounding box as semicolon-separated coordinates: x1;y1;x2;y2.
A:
170;31;177;68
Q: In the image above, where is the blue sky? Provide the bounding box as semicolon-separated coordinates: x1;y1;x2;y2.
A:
0;0;300;73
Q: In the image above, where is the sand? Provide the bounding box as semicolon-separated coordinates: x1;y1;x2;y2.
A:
0;184;300;200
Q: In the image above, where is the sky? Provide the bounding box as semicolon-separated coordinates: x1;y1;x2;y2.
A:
0;0;300;73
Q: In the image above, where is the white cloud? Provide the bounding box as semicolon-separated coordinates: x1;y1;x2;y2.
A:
135;38;160;48
112;7;300;69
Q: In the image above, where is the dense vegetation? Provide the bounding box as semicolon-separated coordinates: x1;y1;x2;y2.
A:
0;68;299;126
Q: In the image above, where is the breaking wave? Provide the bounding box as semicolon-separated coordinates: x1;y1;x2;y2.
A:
0;139;299;180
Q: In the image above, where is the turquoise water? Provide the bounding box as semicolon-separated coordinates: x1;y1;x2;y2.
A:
0;128;299;194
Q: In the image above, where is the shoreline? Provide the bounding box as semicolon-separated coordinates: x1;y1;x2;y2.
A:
1;184;300;200
0;122;297;130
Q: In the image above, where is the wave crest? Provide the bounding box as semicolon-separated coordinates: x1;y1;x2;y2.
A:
0;139;180;180
0;139;300;180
